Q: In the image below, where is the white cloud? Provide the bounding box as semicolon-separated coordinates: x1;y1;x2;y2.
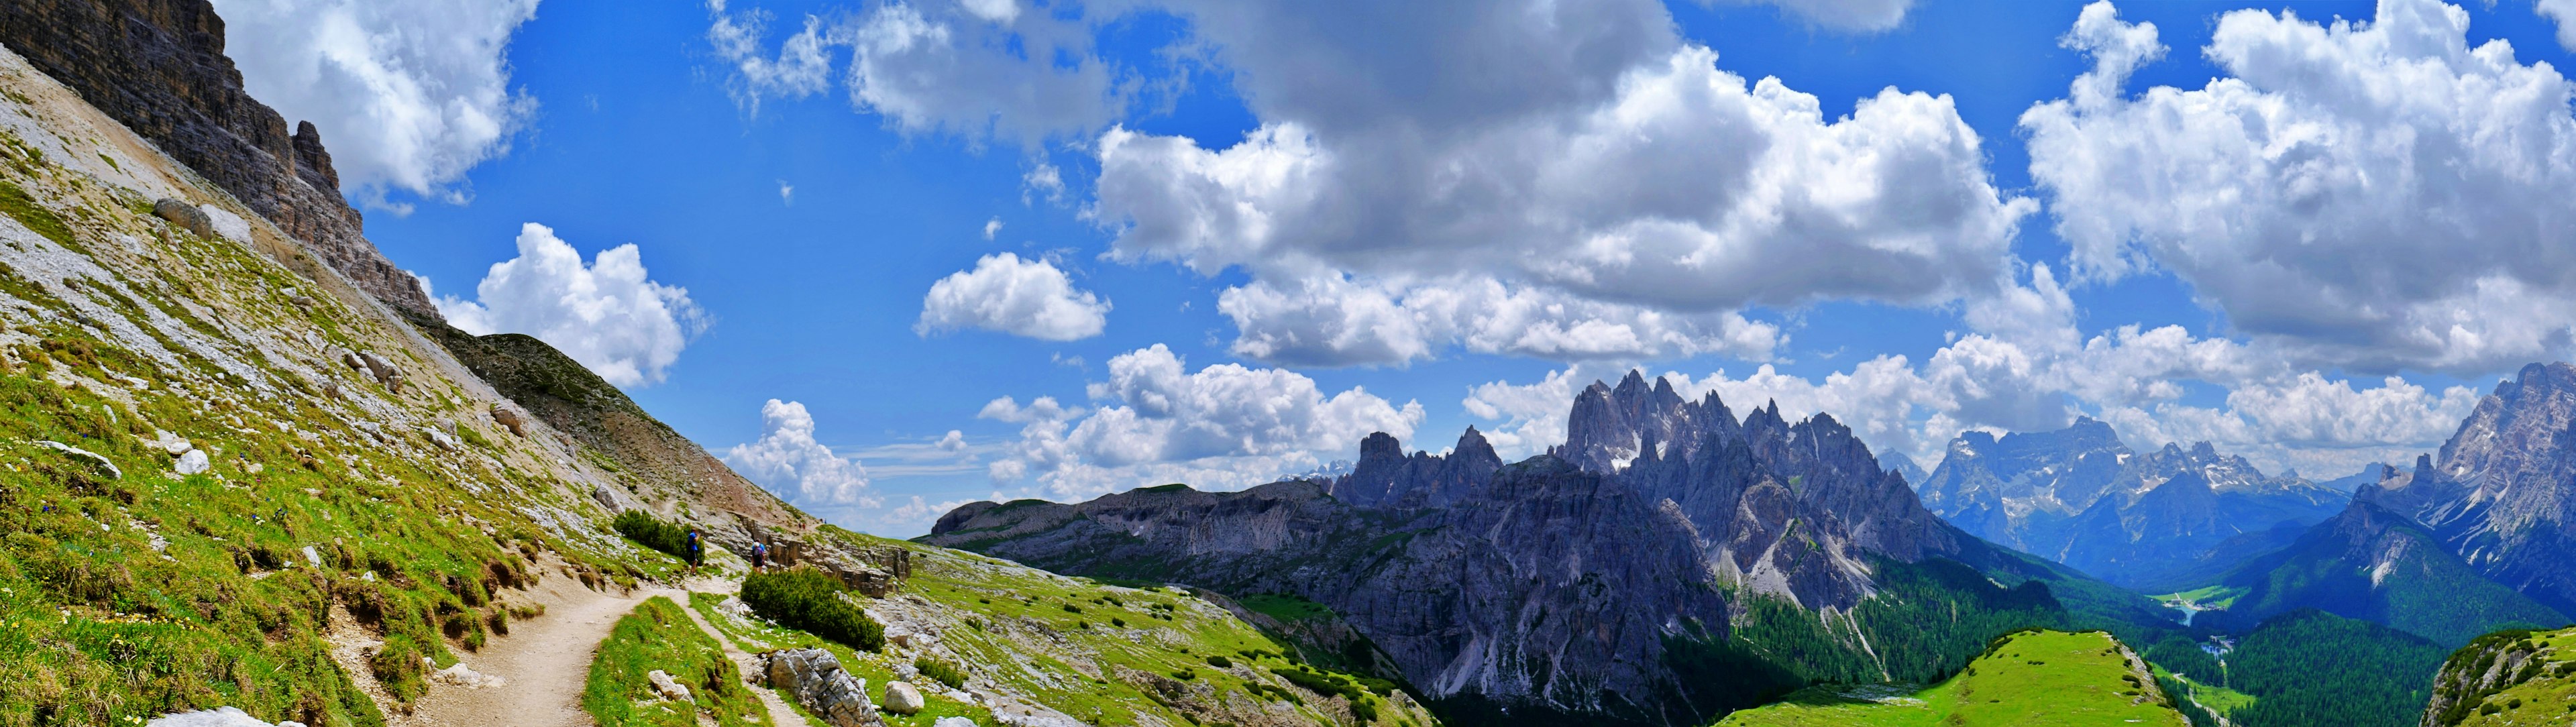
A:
936;429;967;452
981;217;1002;239
706;0;841;115
778;180;795;205
434;223;708;386
706;0;1123;142
710;1;2028;367
212;0;538;207
917;252;1111;341
2541;0;2576;52
1709;0;1916;32
722;400;880;508
2023;0;2576;374
890;495;976;524
1091;44;2033;366
1022;161;1065;204
1215;274;1780;366
983;345;1425;498
1456;256;2476;476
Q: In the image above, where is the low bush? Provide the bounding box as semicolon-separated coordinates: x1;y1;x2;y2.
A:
916;657;967;689
741;567;884;651
610;510;690;560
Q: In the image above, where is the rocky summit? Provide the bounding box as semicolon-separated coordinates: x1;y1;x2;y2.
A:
926;370;2133;726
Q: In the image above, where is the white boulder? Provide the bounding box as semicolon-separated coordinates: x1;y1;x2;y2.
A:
882;681;924;715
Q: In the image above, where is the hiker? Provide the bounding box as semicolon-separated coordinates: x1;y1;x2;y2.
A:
685;528;702;569
751;541;768;571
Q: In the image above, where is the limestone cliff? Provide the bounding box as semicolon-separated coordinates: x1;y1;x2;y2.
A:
0;0;437;315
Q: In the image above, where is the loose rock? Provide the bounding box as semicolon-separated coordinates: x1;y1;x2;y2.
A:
423;658;504;688
491;405;528;437
146;706;307;727
174;449;210;475
882;681;924;715
151;199;213;238
647;669;693;702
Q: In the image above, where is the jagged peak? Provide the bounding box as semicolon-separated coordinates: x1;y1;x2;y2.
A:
1358;431;1404;462
1454;426;1498;461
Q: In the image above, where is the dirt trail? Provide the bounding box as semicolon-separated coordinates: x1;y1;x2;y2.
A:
669;583;809;727
388;573;679;727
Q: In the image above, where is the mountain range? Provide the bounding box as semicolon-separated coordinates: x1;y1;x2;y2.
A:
1916;417;2349;591
926;372;2169;725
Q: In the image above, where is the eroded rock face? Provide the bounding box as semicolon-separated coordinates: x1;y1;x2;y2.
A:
0;0;437;315
761;648;883;727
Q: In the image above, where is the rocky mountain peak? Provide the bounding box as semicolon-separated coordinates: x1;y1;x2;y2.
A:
1554;369;1740;473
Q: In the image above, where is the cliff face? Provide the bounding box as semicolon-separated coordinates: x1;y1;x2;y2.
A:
0;0;437;315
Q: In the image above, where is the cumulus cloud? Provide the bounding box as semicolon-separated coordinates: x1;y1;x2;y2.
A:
983;345;1425;498
722;399;879;507
981;217;1002;239
712;0;2031;367
1089;43;2032;366
2023;0;2576;374
212;0;538;207
705;0;1124;142
2542;0;2576;52
917;252;1111;341
435;223;708;386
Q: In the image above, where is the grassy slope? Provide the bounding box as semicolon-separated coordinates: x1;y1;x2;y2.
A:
2431;626;2576;727
585;596;771;727
1712;630;2189;727
691;528;1441;727
0;45;659;726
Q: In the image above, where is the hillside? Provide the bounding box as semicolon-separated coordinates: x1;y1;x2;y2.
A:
1709;630;2188;727
2194;465;2567;646
2422;626;2576;727
0;36;676;722
0;13;1413;726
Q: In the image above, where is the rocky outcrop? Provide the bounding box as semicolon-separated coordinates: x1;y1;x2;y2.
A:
762;648;885;727
0;0;437;315
2421;626;2575;726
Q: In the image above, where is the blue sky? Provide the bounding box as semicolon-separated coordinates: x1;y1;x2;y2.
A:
211;0;2576;535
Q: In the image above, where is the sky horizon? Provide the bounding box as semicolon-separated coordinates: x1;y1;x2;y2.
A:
207;0;2576;536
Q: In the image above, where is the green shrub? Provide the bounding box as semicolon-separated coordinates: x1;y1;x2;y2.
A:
611;510;690;560
741;567;884;651
1205;655;1232;669
916;657;967;689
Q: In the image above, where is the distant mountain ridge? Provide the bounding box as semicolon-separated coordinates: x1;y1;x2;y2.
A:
1916;418;2347;590
2192;363;2576;648
927;371;2157;725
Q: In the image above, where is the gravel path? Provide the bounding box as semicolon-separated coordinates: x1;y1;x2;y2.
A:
392;575;676;727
